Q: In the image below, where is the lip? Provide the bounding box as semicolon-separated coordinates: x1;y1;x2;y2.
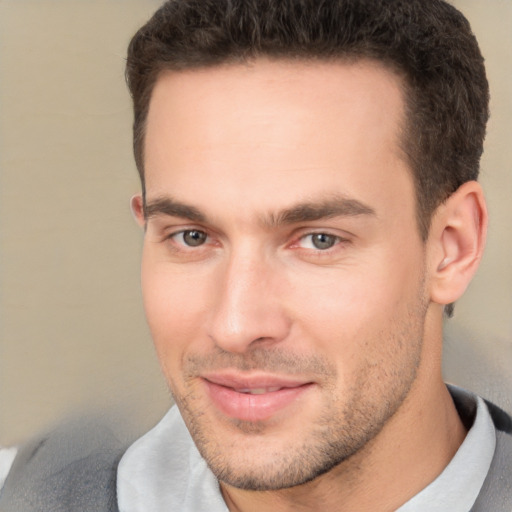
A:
202;372;314;422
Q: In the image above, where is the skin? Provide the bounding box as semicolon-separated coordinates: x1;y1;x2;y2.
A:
132;59;487;511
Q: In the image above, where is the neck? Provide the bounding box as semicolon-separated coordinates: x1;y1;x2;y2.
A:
221;372;466;512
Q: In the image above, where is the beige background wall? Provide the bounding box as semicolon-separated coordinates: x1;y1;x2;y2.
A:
1;0;511;445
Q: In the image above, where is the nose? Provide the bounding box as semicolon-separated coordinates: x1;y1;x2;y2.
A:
208;248;291;353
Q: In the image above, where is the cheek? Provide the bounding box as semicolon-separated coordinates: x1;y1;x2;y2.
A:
287;247;425;360
140;256;211;372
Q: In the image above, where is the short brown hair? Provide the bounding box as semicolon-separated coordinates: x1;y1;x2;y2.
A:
126;0;489;241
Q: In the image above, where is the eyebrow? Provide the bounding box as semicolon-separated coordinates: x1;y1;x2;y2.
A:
266;197;376;226
144;194;376;226
144;197;206;222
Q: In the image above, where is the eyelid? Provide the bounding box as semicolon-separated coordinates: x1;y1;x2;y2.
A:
292;226;349;241
174;229;206;244
299;232;341;248
165;227;209;245
151;218;209;239
154;221;351;252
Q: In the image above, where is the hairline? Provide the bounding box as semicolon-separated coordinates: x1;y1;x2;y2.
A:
135;55;431;241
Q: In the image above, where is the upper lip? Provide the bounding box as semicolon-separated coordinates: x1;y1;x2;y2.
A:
202;372;311;391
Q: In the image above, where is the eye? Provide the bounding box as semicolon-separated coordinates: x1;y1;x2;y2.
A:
299;233;340;250
174;229;208;247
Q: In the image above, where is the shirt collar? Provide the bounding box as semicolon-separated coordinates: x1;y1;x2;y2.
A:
396;385;496;512
117;385;495;512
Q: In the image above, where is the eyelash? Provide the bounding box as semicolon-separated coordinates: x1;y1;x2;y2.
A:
163;228;348;255
295;232;345;251
164;229;212;250
171;229;208;245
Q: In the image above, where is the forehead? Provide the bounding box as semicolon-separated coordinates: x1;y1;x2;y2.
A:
144;59;412;219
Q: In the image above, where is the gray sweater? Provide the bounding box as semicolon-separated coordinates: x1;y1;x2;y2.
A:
1;395;510;512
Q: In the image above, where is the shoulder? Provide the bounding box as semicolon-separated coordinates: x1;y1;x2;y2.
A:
471;398;512;512
0;417;128;512
484;399;512;436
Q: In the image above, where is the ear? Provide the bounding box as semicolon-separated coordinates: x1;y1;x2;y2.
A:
427;181;487;307
130;194;146;227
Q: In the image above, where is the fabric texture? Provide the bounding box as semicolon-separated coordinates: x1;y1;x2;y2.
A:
0;418;125;512
470;399;512;512
117;407;229;512
116;386;503;512
0;448;17;491
395;387;496;511
1;388;510;511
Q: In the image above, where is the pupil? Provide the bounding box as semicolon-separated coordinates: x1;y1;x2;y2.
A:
184;230;206;247
312;233;335;250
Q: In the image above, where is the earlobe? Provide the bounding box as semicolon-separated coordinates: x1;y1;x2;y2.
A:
428;181;488;306
130;194;146;227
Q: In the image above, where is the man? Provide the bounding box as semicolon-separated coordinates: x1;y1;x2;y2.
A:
1;0;511;510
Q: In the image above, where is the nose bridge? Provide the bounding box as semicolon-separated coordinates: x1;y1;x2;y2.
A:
208;243;290;352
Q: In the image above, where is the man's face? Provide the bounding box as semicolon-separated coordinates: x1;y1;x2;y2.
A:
139;59;430;490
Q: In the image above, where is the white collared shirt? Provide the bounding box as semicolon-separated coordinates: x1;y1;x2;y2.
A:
116;386;496;512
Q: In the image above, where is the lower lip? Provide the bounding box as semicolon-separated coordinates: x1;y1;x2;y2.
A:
203;380;312;422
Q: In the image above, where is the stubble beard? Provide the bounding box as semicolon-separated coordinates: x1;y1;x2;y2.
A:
169;302;426;491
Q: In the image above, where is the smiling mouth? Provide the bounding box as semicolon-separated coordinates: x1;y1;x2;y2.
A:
236;387;283;394
202;375;313;422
